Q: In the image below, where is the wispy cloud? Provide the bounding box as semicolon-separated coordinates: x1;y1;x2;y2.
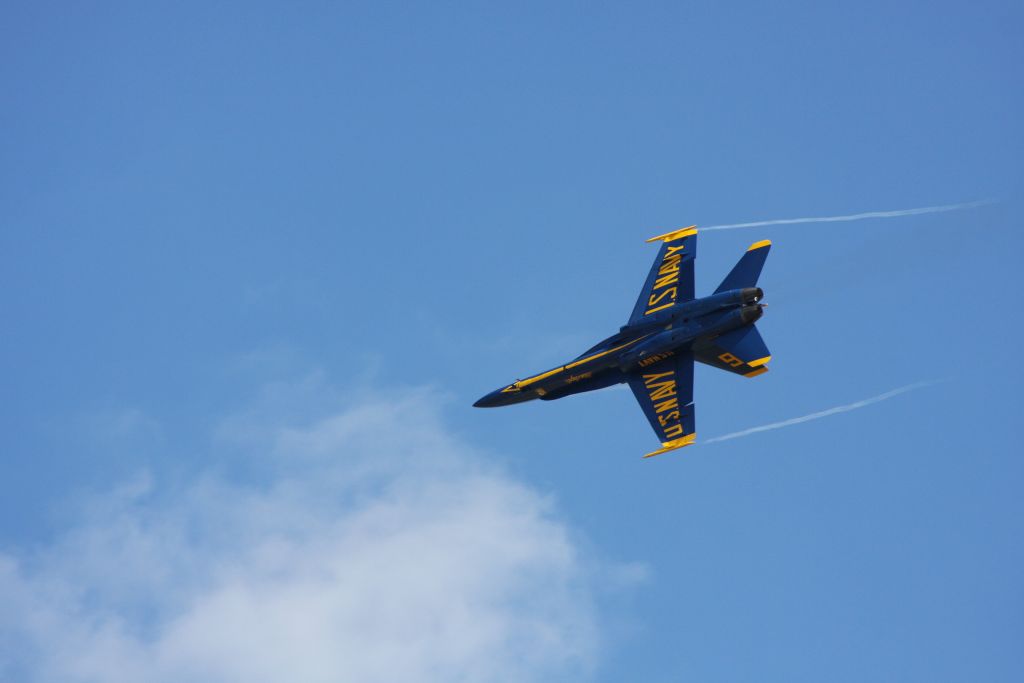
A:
701;200;993;231
704;380;944;444
0;383;639;682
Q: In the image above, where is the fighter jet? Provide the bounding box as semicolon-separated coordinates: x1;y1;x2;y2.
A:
474;226;771;457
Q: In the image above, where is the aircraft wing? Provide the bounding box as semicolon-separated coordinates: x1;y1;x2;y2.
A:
627;226;698;325
627;351;696;458
693;325;772;378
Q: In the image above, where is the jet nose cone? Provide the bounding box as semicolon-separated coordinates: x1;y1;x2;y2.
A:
474;384;538;407
473;390;503;408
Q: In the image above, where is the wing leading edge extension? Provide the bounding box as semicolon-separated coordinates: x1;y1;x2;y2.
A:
627;226;697;325
627;352;696;458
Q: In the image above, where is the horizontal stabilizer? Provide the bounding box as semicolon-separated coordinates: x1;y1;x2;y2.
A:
714;240;771;293
693;324;772;377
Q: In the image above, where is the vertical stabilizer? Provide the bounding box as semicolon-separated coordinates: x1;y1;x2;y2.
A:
714;240;771;293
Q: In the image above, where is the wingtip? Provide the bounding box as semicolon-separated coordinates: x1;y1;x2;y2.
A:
646;225;698;243
643;434;697;458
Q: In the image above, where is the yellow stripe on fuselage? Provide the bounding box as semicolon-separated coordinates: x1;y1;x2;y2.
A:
506;334;653;391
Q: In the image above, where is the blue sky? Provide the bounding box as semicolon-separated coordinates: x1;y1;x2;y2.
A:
2;2;1022;681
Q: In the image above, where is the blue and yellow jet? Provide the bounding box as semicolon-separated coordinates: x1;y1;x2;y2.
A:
474;226;772;457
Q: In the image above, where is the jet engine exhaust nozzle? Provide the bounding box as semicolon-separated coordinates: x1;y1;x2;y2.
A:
741;287;764;305
740;304;763;325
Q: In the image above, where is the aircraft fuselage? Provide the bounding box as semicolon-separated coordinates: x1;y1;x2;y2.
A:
474;287;764;408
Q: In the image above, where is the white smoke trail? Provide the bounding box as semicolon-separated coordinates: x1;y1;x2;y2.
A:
701;200;993;231
703;380;944;444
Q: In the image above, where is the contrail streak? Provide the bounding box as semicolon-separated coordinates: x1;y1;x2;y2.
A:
701;200;993;231
703;380;944;444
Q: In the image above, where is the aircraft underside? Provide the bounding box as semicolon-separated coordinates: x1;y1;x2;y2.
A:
475;226;772;458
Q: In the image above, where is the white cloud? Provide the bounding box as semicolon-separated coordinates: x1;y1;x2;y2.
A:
0;384;626;682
